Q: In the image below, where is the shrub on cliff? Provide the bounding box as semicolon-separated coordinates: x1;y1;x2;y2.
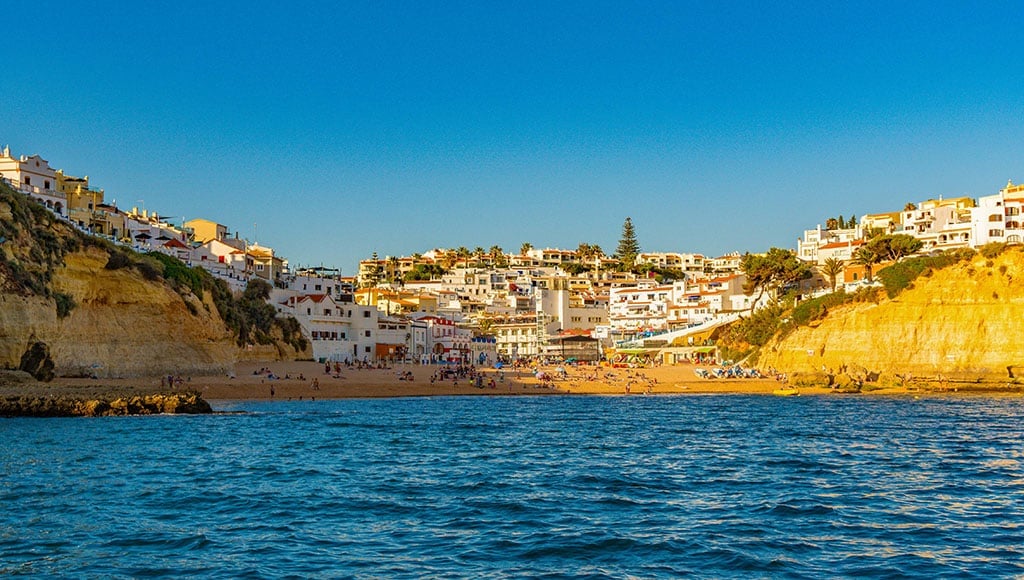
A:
146;251;204;296
876;250;972;298
54;292;76;318
791;291;853;326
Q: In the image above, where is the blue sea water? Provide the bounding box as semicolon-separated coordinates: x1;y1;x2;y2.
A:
2;395;1023;578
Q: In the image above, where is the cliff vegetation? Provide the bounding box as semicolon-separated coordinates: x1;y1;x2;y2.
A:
721;244;1024;386
0;181;307;379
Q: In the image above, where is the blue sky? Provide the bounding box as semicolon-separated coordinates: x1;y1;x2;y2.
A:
3;1;1022;274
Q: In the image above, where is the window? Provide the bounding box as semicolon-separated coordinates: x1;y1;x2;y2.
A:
364;330;371;337
989;229;1004;237
364;346;371;353
315;284;322;291
44;180;50;189
363;311;371;318
24;177;30;185
1008;207;1020;216
990;214;1003;222
324;309;331;316
340;332;346;339
306;308;311;315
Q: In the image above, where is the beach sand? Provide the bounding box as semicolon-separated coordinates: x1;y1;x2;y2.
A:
46;361;837;400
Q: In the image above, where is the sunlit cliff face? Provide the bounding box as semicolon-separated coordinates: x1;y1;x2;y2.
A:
759;248;1024;383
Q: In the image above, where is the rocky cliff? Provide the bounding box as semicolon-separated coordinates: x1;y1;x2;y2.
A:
758;248;1024;383
0;183;305;379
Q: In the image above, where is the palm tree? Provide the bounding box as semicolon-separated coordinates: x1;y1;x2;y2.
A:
441;250;458;271
386;256;401;285
455;246;471;267
852;245;883;282
520;242;533;256
489;245;505;267
472;246;486;267
820;257;845;292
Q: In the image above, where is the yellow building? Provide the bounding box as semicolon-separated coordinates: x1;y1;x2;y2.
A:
860;211;902;234
185;218;228;244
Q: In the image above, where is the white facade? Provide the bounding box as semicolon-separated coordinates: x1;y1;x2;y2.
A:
0;146;65;215
797;225;863;263
273;281;380;362
973;182;1024;246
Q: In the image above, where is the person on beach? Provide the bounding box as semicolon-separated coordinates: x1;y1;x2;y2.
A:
311;377;320;391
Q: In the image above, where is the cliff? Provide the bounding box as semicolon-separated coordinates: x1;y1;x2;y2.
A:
758;248;1024;384
0;182;305;379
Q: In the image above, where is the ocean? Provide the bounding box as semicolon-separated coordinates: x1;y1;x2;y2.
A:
2;394;1023;578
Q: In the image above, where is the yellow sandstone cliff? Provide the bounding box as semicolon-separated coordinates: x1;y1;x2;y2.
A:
758;248;1024;383
1;248;238;378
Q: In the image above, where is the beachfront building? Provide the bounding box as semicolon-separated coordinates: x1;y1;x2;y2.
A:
973;180;1024;246
0;145;65;215
375;316;412;361
414;315;475;363
491;314;562;360
273;285;379;362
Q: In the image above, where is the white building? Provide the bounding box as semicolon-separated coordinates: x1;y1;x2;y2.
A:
797;225;863;263
973;181;1024;247
0;145;65;215
272;275;380;362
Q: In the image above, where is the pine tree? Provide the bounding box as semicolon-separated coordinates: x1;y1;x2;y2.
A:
615;217;640;270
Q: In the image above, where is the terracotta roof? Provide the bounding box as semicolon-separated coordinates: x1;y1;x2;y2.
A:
818;239;865;251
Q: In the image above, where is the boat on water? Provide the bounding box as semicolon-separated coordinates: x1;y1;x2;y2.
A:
772;386;800;396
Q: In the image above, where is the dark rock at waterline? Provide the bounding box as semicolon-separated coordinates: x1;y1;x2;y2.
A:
0;392;213;417
19;341;55;383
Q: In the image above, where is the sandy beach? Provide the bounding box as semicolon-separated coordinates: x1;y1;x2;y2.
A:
42;360;837;400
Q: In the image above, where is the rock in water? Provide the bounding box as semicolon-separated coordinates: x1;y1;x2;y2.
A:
19;342;55;382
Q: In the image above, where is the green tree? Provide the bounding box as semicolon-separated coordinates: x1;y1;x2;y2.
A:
881;234;924;261
825;217;839;230
488;245;506;267
904;202;917;211
740;247;812;311
852;244;885;282
364;252;383;287
614;217;640;270
520;242;533;256
820;257;845;292
386;256;401;285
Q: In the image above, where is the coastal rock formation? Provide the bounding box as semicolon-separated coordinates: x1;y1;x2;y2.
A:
0;392;213;417
0;249;238;378
19;341;55;382
759;249;1024;384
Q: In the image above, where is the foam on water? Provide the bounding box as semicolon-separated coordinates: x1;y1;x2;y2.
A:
3;395;1023;578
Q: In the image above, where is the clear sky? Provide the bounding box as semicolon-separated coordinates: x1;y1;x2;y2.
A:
3;1;1022;274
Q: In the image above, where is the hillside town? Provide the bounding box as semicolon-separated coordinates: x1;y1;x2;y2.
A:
3;144;1022;367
